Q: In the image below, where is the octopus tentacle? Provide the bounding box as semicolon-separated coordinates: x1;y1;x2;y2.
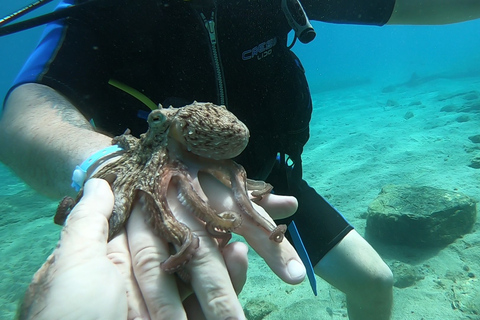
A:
54;196;78;225
205;222;233;248
246;178;273;201
154;167;201;273
94;160;143;240
199;160;286;243
268;224;288;242
172;161;242;237
138;178;199;274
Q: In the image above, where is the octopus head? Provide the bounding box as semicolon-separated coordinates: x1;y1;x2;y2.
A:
169;101;250;160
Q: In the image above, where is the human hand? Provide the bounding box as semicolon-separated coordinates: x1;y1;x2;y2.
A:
122;172;305;319
18;179;127;319
19;176;304;320
197;169;305;285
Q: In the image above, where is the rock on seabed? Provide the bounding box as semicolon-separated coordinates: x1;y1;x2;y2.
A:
366;185;477;247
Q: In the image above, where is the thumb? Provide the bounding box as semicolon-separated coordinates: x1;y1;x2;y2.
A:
60;178;114;257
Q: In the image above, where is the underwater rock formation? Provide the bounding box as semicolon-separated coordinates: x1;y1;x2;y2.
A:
468;134;480;144
389;261;425;288
403;111;414;120
366;185;477;247
469;152;480;169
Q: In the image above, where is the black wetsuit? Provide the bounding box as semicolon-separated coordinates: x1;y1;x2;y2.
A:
9;0;395;264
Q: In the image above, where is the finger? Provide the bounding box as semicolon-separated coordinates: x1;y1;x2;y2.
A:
222;241;248;294
107;229;150;319
169;190;245;320
200;173;306;285
239;201;306;284
126;196;187;320
252;192;298;220
185;232;245;320
59;178;114;261
40;179;127;320
182;241;248;320
175;242;248;300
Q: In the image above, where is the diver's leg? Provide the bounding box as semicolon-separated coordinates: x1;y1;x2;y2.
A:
314;229;393;320
266;157;393;319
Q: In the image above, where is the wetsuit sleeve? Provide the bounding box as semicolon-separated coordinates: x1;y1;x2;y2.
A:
8;5;113;123
301;0;396;25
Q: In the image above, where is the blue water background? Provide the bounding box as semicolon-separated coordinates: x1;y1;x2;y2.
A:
1;2;480;318
2;2;480;103
296;19;480;93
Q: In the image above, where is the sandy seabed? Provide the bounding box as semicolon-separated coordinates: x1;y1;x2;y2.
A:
1;74;479;319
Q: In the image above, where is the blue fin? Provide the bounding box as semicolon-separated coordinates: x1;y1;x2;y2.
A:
288;220;317;295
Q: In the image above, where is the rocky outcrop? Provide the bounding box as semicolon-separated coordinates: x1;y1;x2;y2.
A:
366;185;477;247
469;152;480;169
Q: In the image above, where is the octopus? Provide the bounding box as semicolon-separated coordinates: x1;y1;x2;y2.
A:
55;101;286;275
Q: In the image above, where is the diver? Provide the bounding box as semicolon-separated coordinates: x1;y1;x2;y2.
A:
1;0;479;319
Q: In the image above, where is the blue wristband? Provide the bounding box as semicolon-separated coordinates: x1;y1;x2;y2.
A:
71;145;124;191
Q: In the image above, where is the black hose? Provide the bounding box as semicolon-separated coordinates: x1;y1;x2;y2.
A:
0;0;114;37
0;5;79;37
0;0;54;27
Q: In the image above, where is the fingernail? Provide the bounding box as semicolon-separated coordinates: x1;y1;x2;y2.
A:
287;259;306;280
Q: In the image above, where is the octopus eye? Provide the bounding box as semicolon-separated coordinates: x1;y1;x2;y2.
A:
152;114;164;122
149;111;166;125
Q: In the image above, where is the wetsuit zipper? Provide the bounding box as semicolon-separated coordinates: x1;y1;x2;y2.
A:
200;11;227;106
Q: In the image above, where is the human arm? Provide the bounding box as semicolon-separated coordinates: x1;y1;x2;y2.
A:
0;83;112;198
387;0;480;24
301;0;480;25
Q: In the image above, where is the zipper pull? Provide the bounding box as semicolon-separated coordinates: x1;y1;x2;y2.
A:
200;12;217;45
205;20;216;44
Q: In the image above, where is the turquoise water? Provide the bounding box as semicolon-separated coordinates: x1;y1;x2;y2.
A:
1;1;479;319
296;19;480;93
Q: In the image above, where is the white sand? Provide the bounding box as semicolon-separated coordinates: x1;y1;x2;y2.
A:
1;75;479;319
